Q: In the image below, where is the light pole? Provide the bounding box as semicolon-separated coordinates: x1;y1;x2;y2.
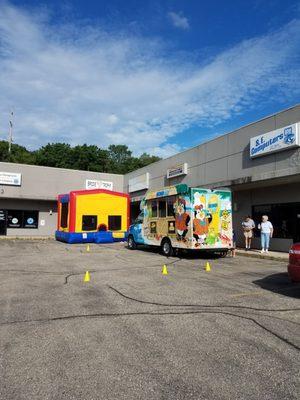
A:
8;110;13;158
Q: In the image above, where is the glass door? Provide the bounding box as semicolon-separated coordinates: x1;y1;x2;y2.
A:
0;210;7;235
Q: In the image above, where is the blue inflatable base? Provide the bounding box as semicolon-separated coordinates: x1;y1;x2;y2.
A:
55;230;128;244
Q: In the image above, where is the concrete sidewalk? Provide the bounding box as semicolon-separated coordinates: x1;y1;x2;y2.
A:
236;248;289;261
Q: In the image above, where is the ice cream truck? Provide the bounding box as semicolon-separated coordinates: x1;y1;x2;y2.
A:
128;184;232;256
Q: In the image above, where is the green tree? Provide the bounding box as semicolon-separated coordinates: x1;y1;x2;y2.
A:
0;140;161;174
107;144;133;174
137;153;160;168
0;140;35;164
71;144;109;172
106;145;160;174
0;141;10;162
34;143;73;168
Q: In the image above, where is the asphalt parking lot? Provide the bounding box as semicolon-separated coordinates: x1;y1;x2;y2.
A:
0;240;299;400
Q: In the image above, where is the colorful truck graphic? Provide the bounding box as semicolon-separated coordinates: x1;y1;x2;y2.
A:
128;184;232;256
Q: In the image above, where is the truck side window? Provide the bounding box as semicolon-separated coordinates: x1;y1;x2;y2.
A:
135;211;144;224
151;201;157;218
167;196;176;217
159;200;166;218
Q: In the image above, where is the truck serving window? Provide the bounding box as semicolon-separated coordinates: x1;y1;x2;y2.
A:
158;200;166;218
82;215;97;231
167;196;176;217
150;200;157;218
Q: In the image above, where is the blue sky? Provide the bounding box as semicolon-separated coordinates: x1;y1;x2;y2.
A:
0;0;299;157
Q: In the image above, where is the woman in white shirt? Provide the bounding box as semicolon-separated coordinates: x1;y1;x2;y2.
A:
258;215;273;253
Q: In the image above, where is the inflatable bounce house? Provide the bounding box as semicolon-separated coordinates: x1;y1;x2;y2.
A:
55;189;130;244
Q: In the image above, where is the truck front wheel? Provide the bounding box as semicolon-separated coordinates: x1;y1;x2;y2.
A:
128;235;137;250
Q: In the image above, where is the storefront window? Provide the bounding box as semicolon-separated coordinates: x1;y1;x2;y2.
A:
23;211;39;228
130;202;141;223
7;210;22;228
7;210;39;229
252;202;300;241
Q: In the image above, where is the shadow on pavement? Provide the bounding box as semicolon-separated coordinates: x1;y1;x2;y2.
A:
128;245;228;260
253;273;300;299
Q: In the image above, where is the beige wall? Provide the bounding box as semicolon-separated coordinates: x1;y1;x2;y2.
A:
124;104;300;193
0;164;124;236
0;162;124;201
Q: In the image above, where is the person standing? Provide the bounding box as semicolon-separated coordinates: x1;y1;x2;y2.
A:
258;215;273;253
241;215;255;250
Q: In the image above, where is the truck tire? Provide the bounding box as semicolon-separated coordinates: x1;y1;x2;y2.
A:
161;238;173;257
128;235;137;250
220;250;228;258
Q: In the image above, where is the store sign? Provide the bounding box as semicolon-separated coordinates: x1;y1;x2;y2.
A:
167;163;188;179
0;172;22;186
85;179;113;191
250;123;299;158
128;173;149;193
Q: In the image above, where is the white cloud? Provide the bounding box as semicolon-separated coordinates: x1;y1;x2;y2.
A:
107;114;119;125
168;11;190;30
147;143;184;159
0;3;299;157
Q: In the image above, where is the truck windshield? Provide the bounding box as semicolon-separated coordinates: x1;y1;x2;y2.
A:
135;212;144;224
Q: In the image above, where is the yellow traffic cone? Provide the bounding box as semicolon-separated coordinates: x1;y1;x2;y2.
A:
86;244;90;252
162;264;168;275
205;262;211;272
84;271;90;282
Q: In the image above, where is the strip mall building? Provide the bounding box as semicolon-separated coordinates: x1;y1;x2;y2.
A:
1;104;300;251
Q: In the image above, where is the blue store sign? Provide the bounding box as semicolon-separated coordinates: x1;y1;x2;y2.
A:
250;122;299;158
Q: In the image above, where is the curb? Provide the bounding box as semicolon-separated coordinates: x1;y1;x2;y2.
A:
0;236;54;240
236;249;288;262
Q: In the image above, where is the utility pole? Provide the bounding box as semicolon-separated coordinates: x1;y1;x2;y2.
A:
8;110;13;158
